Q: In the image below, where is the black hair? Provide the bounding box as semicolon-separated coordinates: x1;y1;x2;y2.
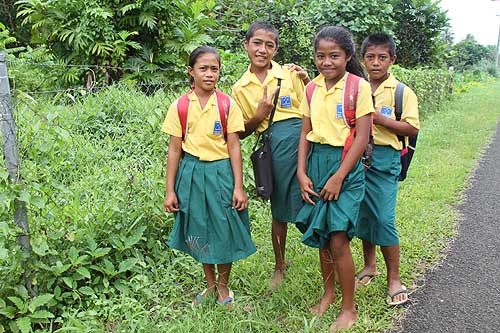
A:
313;25;366;79
360;32;396;58
244;21;279;47
187;46;221;86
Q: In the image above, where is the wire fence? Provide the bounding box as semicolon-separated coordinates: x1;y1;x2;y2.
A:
1;56;258;285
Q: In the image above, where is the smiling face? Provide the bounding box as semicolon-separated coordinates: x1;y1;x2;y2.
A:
314;39;351;88
363;44;396;82
188;53;220;93
244;28;278;71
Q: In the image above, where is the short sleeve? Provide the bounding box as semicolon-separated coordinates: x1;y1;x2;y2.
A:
226;98;245;133
290;69;306;104
161;101;182;137
356;79;374;119
299;89;311;118
401;88;420;130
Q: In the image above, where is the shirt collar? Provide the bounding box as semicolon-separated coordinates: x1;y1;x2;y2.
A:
239;60;285;86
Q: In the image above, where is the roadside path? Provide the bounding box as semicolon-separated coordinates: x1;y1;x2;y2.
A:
398;123;500;332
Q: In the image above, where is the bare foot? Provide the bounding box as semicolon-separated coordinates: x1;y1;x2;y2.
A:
310;293;336;316
328;309;357;332
269;269;285;292
387;282;408;306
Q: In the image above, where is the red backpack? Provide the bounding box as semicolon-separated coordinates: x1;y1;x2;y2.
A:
305;73;362;161
176;89;231;141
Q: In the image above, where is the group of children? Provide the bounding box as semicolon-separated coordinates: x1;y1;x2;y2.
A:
162;21;420;331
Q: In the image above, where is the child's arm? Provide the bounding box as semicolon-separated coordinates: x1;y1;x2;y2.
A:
374;113;418;137
227;132;248;211
286;63;311;85
296;116;320;205
320;114;371;201
239;85;280;139
164;136;183;213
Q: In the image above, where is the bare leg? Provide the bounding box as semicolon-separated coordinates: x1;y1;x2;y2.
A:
355;239;378;287
329;232;357;332
216;263;232;302
311;246;337;316
381;245;407;304
202;264;217;293
270;218;288;290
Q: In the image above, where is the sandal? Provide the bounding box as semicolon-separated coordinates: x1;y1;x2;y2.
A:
386;286;408;306
192;288;213;307
355;272;378;288
216;289;234;308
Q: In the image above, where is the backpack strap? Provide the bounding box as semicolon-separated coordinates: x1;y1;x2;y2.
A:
305;81;317;108
176;91;192;141
394;82;406;147
394;82;405;121
341;73;361;161
177;89;231;142
214;89;231;141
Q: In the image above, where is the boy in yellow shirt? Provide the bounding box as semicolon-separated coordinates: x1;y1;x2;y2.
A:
232;21;309;290
355;32;420;306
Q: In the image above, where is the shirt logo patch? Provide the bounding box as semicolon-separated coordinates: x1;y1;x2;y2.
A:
336;103;343;119
280;95;292;108
213;121;222;135
380;106;393;118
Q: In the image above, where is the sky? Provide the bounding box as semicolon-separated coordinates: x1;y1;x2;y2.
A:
439;0;500;46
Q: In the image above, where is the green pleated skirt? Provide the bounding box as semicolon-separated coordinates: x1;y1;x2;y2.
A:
167;153;256;264
295;144;365;248
269;118;303;222
356;145;401;246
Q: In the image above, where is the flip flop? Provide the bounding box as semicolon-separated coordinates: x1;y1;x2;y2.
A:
386;286;408;306
192;288;211;307
216;289;234;308
355;272;378;287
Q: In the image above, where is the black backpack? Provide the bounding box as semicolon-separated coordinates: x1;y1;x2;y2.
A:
395;82;418;181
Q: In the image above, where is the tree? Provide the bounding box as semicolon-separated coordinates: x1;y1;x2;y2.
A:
451;34;495;70
392;0;451;67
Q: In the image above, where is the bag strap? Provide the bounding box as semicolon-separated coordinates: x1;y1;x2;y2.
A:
394;82;405;121
341;73;361;161
394;82;406;145
178;89;231;142
214;89;231;141
177;91;192;141
305;81;317;108
267;78;282;129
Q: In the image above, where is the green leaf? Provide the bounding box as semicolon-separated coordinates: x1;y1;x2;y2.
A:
0;306;16;319
28;294;53;313
77;267;91;279
78;286;95;296
29;310;54;319
91;247;111;258
7;296;25;311
62;277;74;289
18;191;30;204
0;248;8;260
118;258;138;273
31;239;49;257
16;317;31;333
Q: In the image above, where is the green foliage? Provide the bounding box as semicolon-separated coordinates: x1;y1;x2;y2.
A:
451;34;496;70
393;0;451;67
0;22;16;50
391;65;453;118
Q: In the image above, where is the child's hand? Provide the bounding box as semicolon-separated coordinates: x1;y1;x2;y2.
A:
256;84;280;121
232;187;248;211
320;173;344;201
285;63;310;84
164;192;179;213
297;172;320;205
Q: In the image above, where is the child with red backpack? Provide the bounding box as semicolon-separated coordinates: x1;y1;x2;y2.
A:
354;32;420;306
162;46;256;307
295;26;374;331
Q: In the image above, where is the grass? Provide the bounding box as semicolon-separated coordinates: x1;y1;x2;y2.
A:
3;79;500;332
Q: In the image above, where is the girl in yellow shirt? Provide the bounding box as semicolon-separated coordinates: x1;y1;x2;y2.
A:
162;46;256;307
295;26;373;331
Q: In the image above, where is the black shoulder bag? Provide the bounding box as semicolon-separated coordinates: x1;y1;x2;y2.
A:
250;79;282;199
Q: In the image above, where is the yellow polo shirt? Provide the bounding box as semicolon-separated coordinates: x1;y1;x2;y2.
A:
162;91;244;161
301;73;374;146
232;60;305;135
372;73;420;150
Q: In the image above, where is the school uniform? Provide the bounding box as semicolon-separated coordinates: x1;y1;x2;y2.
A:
232;61;305;222
294;73;374;249
162;91;256;264
356;73;420;246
